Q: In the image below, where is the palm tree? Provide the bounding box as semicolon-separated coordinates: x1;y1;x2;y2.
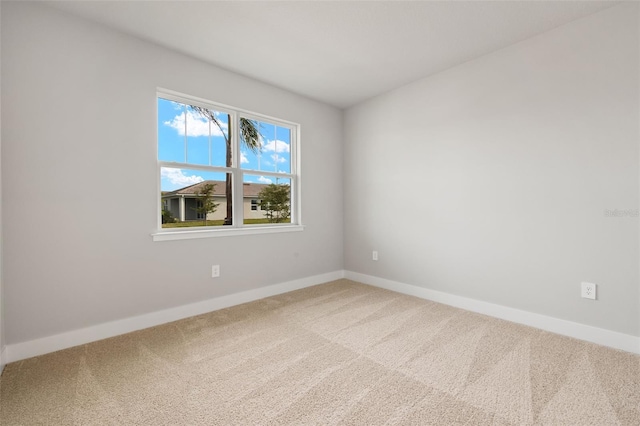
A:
191;106;260;225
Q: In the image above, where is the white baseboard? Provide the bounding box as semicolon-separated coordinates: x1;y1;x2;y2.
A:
345;271;640;355
5;270;346;364
6;269;637;363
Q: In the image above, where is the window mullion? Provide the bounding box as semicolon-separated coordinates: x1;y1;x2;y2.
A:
183;104;188;162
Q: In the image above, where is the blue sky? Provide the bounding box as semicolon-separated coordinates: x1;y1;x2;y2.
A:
158;98;291;191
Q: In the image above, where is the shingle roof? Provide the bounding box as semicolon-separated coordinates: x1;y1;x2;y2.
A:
164;180;271;197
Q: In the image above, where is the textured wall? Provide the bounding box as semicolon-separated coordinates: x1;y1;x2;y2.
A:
344;4;639;336
1;2;344;344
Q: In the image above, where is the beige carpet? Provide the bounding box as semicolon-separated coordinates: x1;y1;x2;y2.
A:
1;279;639;425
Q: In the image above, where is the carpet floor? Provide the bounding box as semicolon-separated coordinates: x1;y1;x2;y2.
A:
1;279;639;425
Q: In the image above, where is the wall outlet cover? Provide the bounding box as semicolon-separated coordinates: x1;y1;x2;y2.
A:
212;265;220;278
581;282;596;300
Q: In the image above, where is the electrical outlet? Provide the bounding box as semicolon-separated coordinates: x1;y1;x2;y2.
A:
372;251;378;261
581;282;596;300
212;265;220;278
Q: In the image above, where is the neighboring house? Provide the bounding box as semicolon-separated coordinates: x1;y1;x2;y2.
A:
162;180;268;222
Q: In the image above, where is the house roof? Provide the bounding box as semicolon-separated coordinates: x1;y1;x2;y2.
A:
163;180;270;198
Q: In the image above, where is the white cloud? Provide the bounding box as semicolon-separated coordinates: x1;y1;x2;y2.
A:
161;168;204;187
271;154;286;163
262;139;290;153
241;152;249;164
164;110;226;137
257;176;273;184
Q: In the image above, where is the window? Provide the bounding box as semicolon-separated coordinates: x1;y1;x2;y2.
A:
195;200;206;220
154;89;302;241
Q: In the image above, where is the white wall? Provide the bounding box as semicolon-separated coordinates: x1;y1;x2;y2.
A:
2;1;638;360
1;2;343;346
344;3;639;336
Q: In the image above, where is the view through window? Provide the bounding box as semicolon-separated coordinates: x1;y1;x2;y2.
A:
157;91;299;231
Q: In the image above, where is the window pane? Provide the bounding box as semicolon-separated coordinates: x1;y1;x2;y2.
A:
160;167;232;228
185;106;229;167
210;113;229;167
239;118;262;170
240;119;291;174
158;98;230;167
158;98;186;162
272;126;291;174
243;174;291;225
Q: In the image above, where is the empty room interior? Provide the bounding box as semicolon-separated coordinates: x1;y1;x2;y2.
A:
1;0;639;424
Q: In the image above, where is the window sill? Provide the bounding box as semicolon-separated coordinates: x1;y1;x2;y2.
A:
151;224;304;242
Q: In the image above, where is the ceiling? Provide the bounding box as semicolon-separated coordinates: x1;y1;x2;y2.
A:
45;0;619;109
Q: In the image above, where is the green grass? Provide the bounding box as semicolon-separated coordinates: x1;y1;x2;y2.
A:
162;220;224;228
162;218;290;228
244;219;275;225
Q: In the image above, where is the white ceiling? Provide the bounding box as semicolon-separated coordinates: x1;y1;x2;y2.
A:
46;0;619;108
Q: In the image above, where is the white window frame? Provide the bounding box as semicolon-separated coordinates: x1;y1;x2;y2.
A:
152;88;303;241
